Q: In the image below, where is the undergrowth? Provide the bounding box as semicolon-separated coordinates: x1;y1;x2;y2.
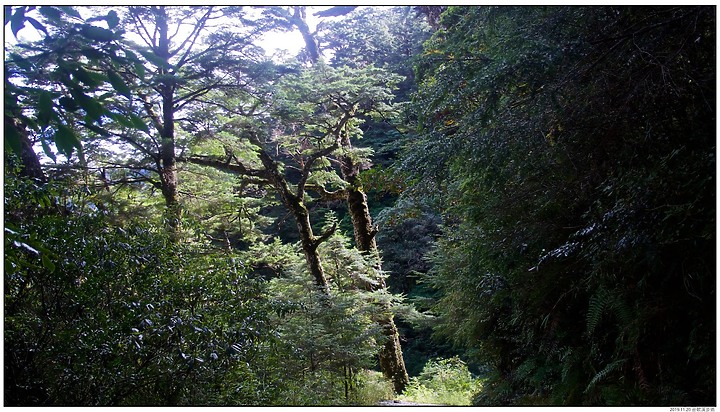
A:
397;357;482;405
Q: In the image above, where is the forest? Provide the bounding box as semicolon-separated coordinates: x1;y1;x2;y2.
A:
3;5;715;406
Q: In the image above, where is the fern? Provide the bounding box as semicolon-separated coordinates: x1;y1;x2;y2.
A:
610;297;633;330
585;289;608;335
585;359;627;394
559;347;579;383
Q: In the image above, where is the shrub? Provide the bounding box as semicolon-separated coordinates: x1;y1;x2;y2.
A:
398;357;482;405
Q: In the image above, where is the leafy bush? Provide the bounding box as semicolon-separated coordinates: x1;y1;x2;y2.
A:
248;226;393;405
4;172;275;406
404;6;715;405
398;357;482;405
351;370;396;404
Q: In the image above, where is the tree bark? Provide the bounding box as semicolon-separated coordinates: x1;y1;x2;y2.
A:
159;89;180;235
156;6;181;237
251;133;333;295
6;116;46;182
340;149;410;394
291;6;320;64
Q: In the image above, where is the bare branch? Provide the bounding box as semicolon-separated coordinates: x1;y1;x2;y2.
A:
312;221;337;249
178;155;267;178
305;184;347;201
173;7;215;66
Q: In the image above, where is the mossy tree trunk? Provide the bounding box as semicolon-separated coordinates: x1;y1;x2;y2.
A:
341;144;410;394
6;116;46;182
250;131;336;295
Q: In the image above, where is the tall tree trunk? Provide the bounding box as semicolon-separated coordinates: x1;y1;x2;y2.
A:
291;6;320;63
281;6;408;389
156;6;181;237
159;90;180;235
6;116;46;182
292;201;332;296
181;148;333;296
341;150;410;394
253;136;332;295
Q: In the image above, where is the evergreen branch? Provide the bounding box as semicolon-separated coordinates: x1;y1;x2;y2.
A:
128;8;158;51
171;7;215;65
312;221;337;249
178;155;266;178
137;91;164;134
296;142;339;199
305;184;346;201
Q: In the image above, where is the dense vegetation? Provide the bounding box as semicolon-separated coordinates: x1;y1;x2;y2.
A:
5;6;715;406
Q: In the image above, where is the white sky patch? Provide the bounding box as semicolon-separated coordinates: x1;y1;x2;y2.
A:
5;6;325;58
251;6;322;60
4;5;341;165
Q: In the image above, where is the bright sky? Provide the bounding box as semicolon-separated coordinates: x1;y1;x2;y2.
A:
4;5;333;163
5;6;324;59
254;6;322;59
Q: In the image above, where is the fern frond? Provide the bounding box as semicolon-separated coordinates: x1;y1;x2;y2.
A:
586;289;608;335
610;297;633;329
585;358;626;393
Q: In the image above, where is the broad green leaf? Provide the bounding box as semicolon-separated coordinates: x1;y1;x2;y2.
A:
107;70;132;99
84;123;109;137
40;136;57;162
124;49;138;62
54;123;81;155
59;6;82;19
38;6;63;24
111;112;135;128
9;52;33;71
106;10;119;29
74;92;105;122
24;116;38;131
37;91;53;128
10;7;26;37
97;92;115;100
79;24;114;42
85;15;105;24
41;254;56;273
81;47;104;60
137;48;170;69
4;119;22;154
5;88;19;113
129;113;149;133
134;63;146;79
78;67;108;89
59;96;79;112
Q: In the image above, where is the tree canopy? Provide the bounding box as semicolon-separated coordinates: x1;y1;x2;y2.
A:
5;5;715;407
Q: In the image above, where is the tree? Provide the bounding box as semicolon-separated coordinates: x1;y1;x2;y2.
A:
4;160;276;406
404;6;715;405
4;6;132;180
319;6;431;102
182;59;413;390
259;6;321;64
92;6;268;237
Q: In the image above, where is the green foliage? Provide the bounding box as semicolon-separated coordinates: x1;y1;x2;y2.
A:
319;6;432;101
403;5;715;406
229;216;415;405
351;370;396;404
5;6;142;158
270;62;403;142
3;6;439;407
258;228;385;404
398;357;482;405
4;171;275;406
